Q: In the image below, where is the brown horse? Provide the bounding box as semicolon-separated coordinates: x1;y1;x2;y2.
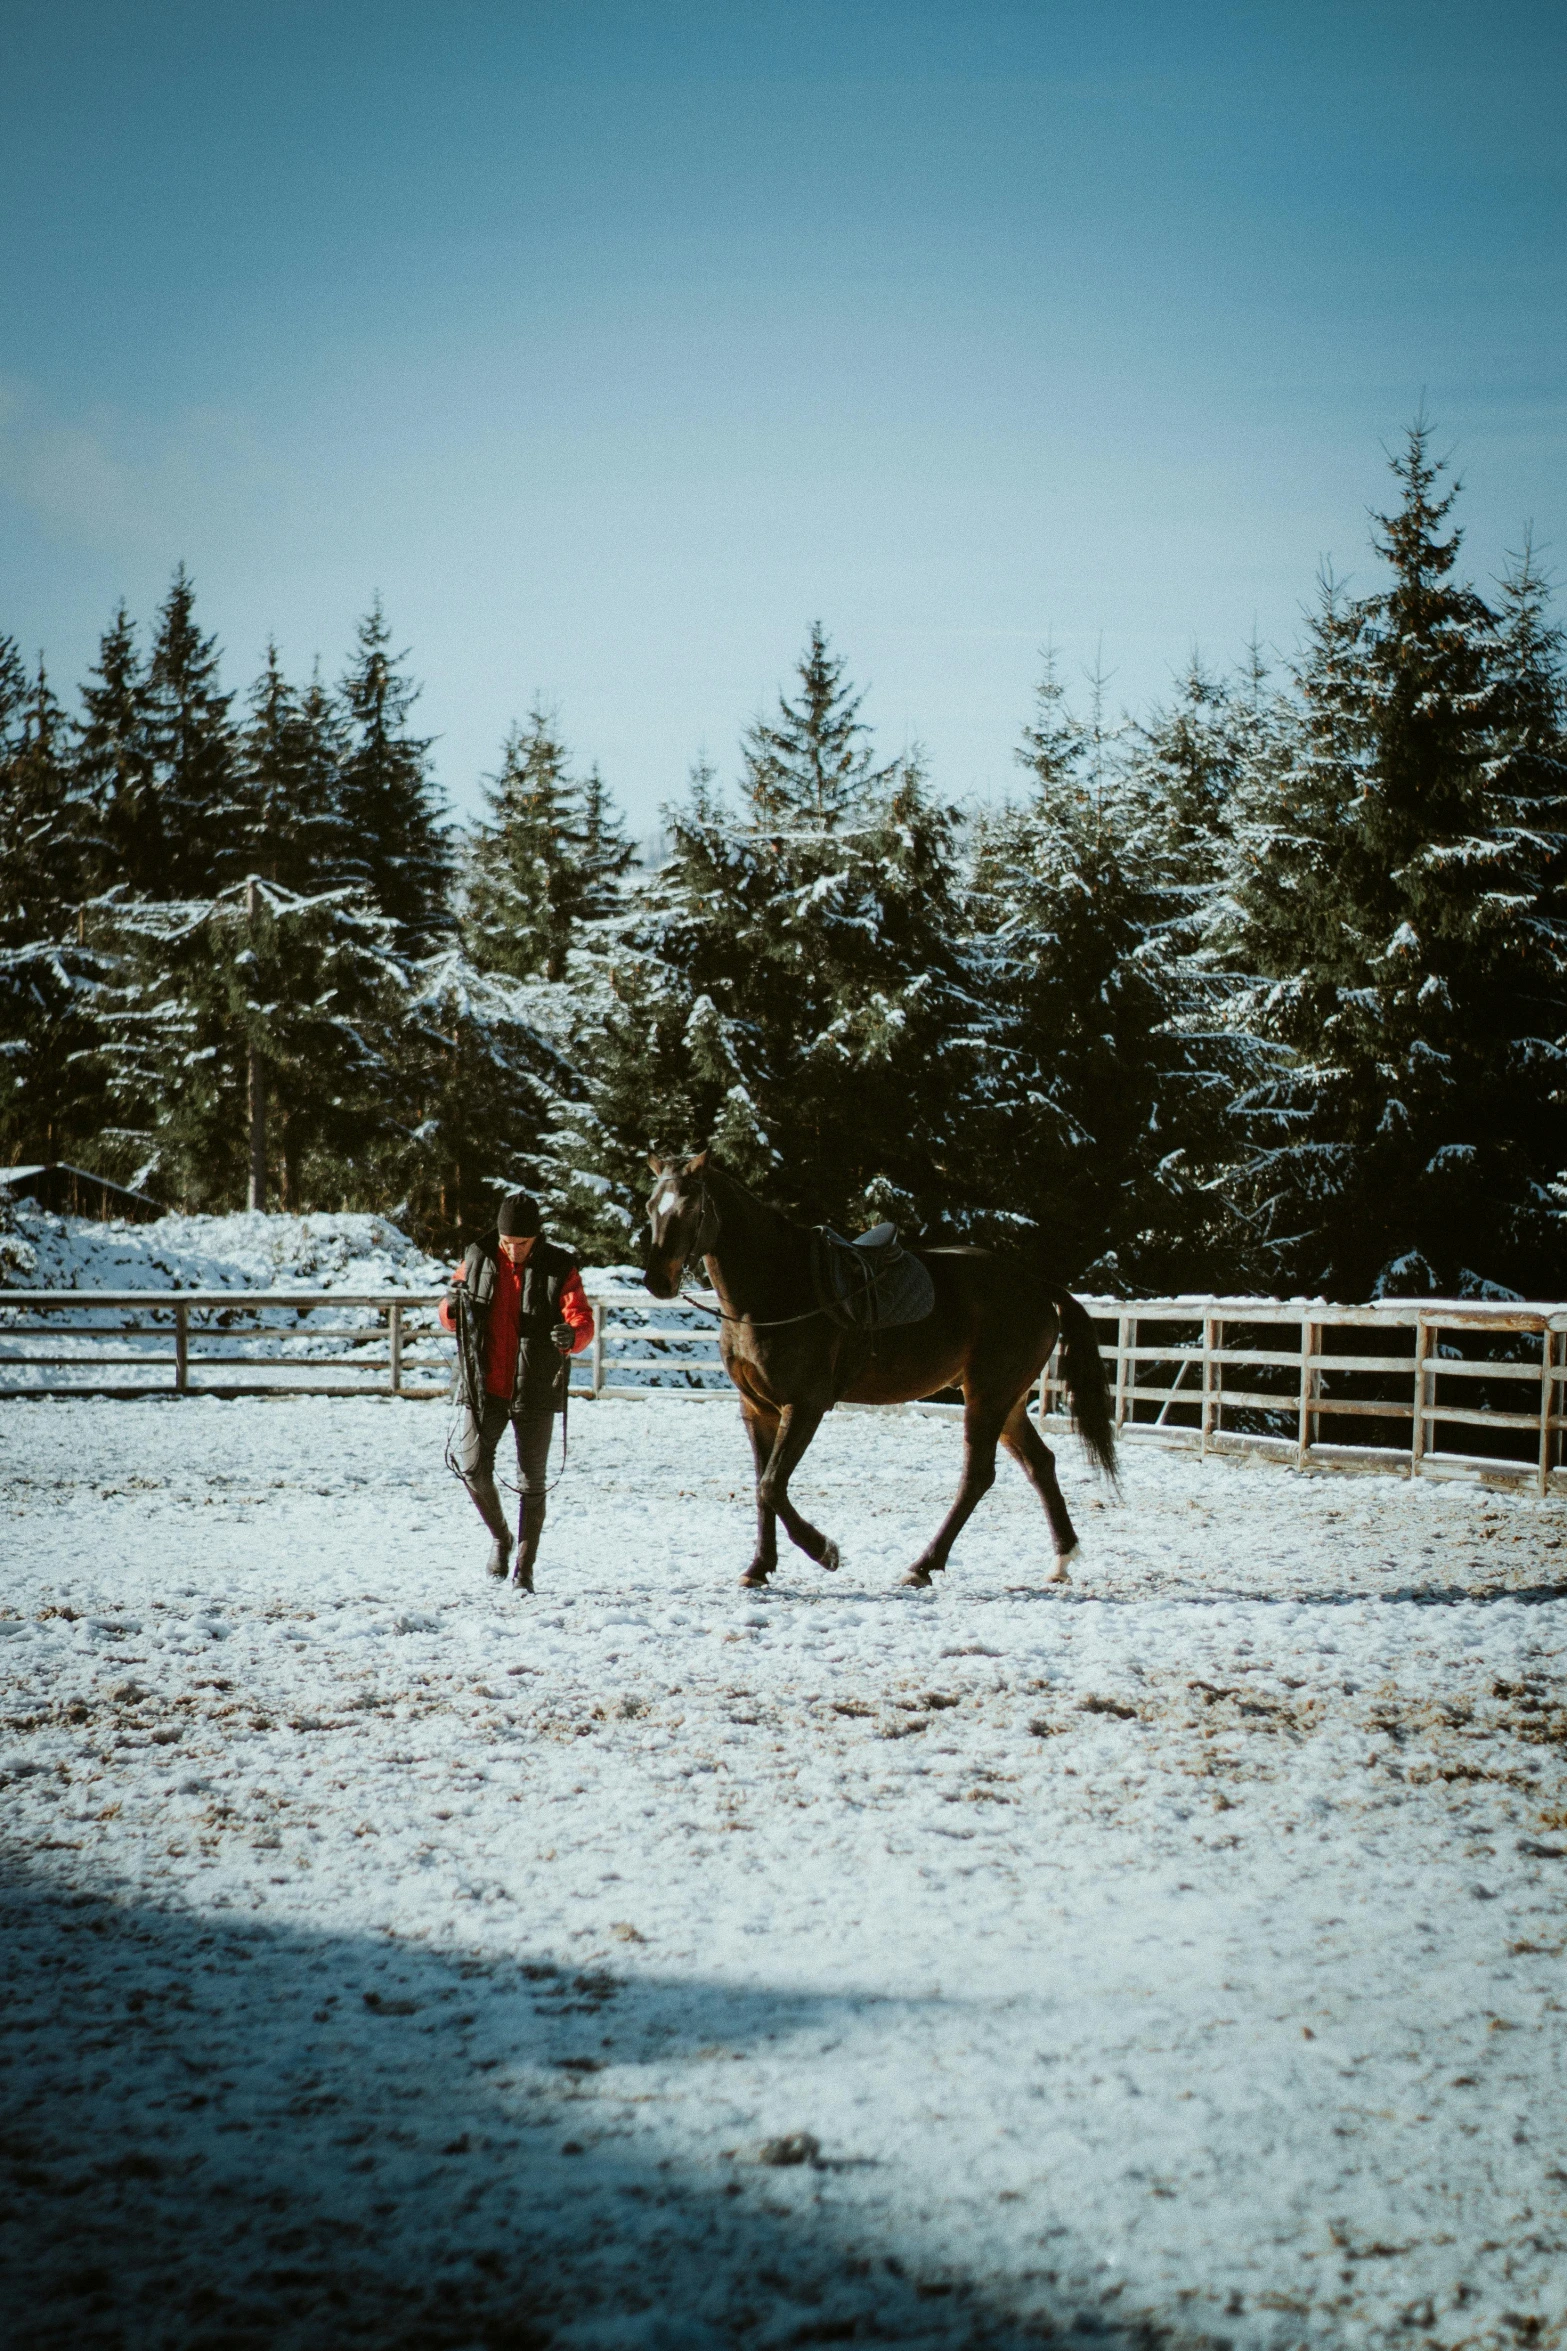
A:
642;1152;1117;1589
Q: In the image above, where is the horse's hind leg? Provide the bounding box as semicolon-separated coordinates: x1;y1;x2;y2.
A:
740;1403;781;1587
902;1395;1006;1588
1000;1396;1079;1580
754;1402;839;1580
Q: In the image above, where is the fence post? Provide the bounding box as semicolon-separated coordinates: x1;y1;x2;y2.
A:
1201;1315;1219;1454
389;1301;403;1396
1539;1326;1558;1498
1114;1315;1132;1430
592;1299;605;1398
1035;1340;1056;1425
1410;1317;1432;1480
1296;1315;1317;1471
174;1301;188;1394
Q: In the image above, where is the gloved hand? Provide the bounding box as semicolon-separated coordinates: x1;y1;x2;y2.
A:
552;1320;575;1354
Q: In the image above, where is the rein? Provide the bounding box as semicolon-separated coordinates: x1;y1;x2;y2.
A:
678;1287;824;1330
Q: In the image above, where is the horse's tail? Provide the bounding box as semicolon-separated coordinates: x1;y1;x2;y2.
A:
1050;1288;1119;1486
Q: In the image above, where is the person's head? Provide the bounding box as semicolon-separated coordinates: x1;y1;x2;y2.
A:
496;1190;542;1266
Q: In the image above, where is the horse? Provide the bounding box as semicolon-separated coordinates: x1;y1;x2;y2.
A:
642;1151;1117;1589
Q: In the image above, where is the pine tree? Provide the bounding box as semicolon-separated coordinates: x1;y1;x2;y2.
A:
336;601;451;955
465;708;575;982
742;620;897;829
574;762;635;925
0;636;25;766
1131;654;1244;889
139;568;242;896
958;653;1245;1283
0;642;106;1165
236;646;349;894
465;713;635;983
0;936;111;1168
585;631;966;1233
379;950;583;1250
94;881;401;1211
1227;424;1567;1297
0;652;79;942
76;605;158;897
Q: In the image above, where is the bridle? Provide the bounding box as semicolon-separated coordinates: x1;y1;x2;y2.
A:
655;1173;826;1331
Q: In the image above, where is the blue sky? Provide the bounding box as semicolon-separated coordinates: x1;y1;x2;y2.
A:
2;0;1563;832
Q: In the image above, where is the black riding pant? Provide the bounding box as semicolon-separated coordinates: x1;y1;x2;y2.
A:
458;1399;555;1544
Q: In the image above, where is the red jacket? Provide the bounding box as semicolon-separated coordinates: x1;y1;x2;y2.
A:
440;1251;594;1398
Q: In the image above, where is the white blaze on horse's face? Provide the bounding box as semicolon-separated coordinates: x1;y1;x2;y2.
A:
644;1171;697;1298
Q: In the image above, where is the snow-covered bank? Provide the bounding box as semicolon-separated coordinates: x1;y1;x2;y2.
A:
3;1394;1565;2350
0;1199;447;1294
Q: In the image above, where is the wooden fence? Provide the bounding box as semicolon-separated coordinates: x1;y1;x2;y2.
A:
0;1285;1562;1496
0;1284;718;1404
1042;1296;1566;1498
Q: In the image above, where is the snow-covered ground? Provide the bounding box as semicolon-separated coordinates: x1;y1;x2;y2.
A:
3;1390;1566;2351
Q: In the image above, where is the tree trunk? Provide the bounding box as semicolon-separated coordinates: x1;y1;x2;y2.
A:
246;879;266;1213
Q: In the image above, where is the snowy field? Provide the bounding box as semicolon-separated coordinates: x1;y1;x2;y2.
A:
3;1388;1566;2351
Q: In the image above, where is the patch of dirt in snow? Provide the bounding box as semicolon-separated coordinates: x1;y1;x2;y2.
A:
2;1394;1566;2350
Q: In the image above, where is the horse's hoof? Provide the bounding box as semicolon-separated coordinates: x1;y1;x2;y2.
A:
740;1567;772;1588
900;1566;934;1589
1046;1545;1078;1584
818;1540;840;1574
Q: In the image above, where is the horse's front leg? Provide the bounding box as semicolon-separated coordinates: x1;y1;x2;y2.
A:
751;1401;838;1581
740;1403;781;1586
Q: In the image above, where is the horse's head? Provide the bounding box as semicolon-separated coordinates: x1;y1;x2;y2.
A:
642;1151;715;1299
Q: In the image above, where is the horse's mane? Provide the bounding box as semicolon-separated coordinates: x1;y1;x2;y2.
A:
698;1154;805;1240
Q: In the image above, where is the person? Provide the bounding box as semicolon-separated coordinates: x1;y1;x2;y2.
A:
439;1189;594;1591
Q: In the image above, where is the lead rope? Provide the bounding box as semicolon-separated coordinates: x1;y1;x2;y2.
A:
443;1291;575;1504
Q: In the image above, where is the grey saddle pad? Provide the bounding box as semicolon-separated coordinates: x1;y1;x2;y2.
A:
810;1223;936;1333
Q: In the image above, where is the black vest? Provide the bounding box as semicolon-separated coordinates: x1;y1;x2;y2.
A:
450;1232;578;1417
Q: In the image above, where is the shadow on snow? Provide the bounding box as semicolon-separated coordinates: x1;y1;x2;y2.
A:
2;1861;1212;2351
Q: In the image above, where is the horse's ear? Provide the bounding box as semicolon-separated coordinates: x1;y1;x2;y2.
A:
647;1153;665;1175
686;1148;710;1174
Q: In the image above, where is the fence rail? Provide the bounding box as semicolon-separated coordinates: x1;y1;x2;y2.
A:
0;1285;725;1404
1;1284;1563;1495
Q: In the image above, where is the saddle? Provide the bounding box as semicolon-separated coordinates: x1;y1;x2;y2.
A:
809;1221;936;1334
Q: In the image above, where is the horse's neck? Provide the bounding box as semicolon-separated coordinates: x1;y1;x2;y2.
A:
704;1171;809;1318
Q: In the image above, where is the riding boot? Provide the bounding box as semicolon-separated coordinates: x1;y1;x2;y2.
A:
510;1494;544;1594
466;1470;512;1575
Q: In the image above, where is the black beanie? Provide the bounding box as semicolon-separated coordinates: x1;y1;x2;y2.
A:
496;1190;542;1239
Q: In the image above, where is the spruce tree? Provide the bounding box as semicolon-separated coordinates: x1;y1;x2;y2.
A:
1131;654;1244;889
959;653;1245;1283
76;605;158;897
1227;425;1567;1297
140;568;242;896
0;652;80;941
95;881;400;1212
236;646;349;894
336;601;451;955
574;762;635;925
465;713;635;983
380;950;583;1250
466;708;575;981
0;635;25;770
0;645;105;1165
586;631;966;1232
742;620;898;828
